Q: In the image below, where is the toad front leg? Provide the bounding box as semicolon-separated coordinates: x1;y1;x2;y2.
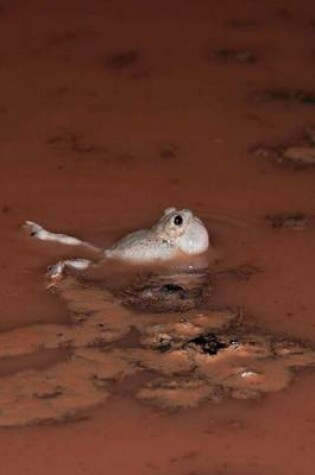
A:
47;258;93;287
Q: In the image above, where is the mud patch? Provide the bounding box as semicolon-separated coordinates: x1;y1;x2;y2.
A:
135;330;315;410
112;270;212;313
252;128;315;169
226;19;262;27
185;332;227;355
158;143;179;159
0;273;313;426
104;50;150;79
252;89;315;106
211;264;260;282
104;50;140;71
266;213;314;230
213;49;257;64
46;132;105;155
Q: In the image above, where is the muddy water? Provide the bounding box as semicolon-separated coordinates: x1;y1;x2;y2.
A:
0;0;315;473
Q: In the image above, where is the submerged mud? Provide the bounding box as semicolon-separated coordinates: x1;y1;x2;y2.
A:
0;272;313;427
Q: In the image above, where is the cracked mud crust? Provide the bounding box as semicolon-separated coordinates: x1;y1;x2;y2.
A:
0;272;314;427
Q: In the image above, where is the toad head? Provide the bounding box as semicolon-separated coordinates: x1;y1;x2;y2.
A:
154;208;209;256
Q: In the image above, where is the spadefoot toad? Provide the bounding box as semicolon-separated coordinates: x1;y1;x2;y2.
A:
25;207;209;276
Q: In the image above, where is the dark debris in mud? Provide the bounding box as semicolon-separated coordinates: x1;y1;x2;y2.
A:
104;50;140;71
213;49;257;64
34;388;63;400
46;132;105;155
252;89;315;106
266;213;314;230
226;19;262;28
48;28;90;46
2;205;10;214
158;143;179;158
185;333;227;355
114;270;212;313
251;128;315;169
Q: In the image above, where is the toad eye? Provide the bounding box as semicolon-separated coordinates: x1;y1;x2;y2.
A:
173;215;183;226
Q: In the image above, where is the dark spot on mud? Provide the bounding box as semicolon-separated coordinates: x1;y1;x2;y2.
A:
170;178;180;186
155;338;172;353
2;205;10;214
159;143;178;158
56;85;70;95
49;30;82;45
47;132;104;155
131;69;151;79
169;451;200;466
186;333;227;355
86;338;112;349
49;412;92;427
161;283;185;294
275;7;292;20
253;89;315;105
105;50;140;70
266;213;314;230
34;388;63;400
226;19;261;27
305;127;315;145
115;271;211;313
213;49;257;63
246;113;262;123
113;152;137;164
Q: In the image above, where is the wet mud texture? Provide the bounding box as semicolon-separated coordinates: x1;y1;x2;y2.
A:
266;212;314;230
0;273;313;427
252;128;315;169
252;89;315;106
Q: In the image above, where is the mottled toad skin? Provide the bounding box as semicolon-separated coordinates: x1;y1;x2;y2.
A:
105;208;209;262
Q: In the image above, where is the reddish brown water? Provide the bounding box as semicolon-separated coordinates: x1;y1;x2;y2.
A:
0;0;315;473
